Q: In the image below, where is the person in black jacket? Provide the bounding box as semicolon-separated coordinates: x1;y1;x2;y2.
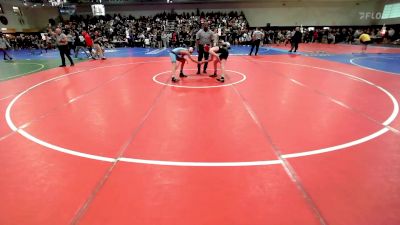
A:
289;27;302;53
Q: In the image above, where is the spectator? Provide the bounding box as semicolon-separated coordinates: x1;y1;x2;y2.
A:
388;28;396;42
0;33;13;61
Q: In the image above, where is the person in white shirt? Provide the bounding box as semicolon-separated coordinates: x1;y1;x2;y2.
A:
249;28;265;56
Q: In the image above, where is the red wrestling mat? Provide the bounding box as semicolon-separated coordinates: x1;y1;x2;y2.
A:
1;56;399;225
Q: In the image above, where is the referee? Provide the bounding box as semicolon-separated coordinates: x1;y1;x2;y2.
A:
289;27;302;53
249;27;264;56
196;22;213;74
55;28;74;67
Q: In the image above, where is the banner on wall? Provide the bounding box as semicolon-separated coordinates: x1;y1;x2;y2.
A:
91;4;105;16
59;5;76;16
49;0;66;7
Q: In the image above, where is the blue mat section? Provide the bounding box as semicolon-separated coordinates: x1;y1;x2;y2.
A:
4;46;286;60
311;53;400;74
102;46;287;57
4;46;399;74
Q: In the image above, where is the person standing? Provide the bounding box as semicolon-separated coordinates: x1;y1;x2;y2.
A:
359;30;371;54
67;30;74;54
213;28;220;47
196;22;213;74
289;27;302;53
55;28;74;67
388;28;395;42
156;31;162;49
82;30;95;59
161;31;168;48
0;33;13;61
74;31;90;59
249;27;264;56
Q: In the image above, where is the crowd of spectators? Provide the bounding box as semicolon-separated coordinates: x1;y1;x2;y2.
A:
2;11;250;51
0;10;399;53
262;26;399;46
66;11;250;48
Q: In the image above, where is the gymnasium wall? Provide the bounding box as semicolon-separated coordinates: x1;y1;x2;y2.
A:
1;0;397;33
